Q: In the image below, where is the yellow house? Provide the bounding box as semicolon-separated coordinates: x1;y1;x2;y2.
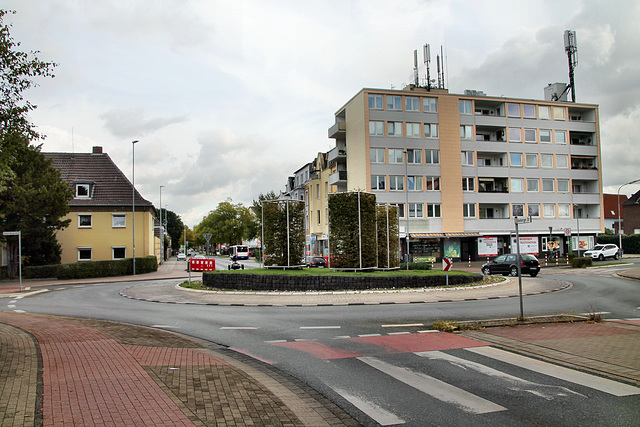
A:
44;147;159;265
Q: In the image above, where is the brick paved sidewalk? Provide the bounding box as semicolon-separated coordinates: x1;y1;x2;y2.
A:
462;320;640;386
0;312;357;426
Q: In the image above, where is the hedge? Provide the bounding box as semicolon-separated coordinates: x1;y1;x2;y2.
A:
570;257;593;268
595;234;640;254
56;256;157;280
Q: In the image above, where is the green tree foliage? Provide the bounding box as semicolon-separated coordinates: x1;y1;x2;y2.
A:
158;208;184;252
195;199;254;248
377;204;400;268
328;192;377;268
262;199;305;266
249;190;278;240
0;10;71;276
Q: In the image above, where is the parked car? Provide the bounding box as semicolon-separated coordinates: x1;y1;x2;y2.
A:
482;254;540;277
583;244;621;261
306;256;327;268
177;253;186;261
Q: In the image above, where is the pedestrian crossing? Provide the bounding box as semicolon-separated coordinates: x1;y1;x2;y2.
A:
268;332;640;425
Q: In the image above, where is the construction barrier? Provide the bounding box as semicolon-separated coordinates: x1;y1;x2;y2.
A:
189;258;216;271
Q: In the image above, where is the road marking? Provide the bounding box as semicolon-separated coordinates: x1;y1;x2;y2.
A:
300;326;341;329
151;325;179;329
334;335;351;339
382;323;424;328
387;332;411;335
358;334;382;337
579;311;611;317
358;356;506;414
13;310;26;313
294;338;318;342
333;388;405;426
264;340;288;344
467;347;640;396
220;327;258;330
418;330;440;333
8;304;16;308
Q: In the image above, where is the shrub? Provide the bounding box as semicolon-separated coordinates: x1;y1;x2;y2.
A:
400;262;433;270
57;256;157;280
570;257;592;268
23;264;61;279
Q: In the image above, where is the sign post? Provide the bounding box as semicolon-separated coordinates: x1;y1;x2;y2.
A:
442;257;452;286
3;231;22;291
203;233;212;256
514;217;531;320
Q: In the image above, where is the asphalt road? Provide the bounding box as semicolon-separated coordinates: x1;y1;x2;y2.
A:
2;263;640;425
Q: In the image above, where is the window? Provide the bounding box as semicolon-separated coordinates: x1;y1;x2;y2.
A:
542;179;555;192
316;184;320;199
406;123;421;138
408;176;423;191
112;214;126;228
78;214;92;228
424;124;438;138
423;98;437;112
540;130;552;143
388;149;404;164
426;204;441;218
395;203;405;218
317;210;321;225
461;151;474;166
555;130;566;144
370;148;385;163
463;203;476;218
78;247;92;261
425;150;439;164
508;128;522;142
512;204;524;217
460;125;473;139
459;100;472;115
510;153;523;167
511;178;524;192
371;175;385;190
389;176;404;191
556;155;568;168
462;177;475;191
405;97;420;111
387;122;403;136
558;179;570;192
526;154;538;168
524;129;537;143
387;95;402;110
528;204;540;217
558;204;571;218
539;106;551;120
407;149;421;164
527;179;539;192
425;176;440;191
75;184;90;198
368;94;383;109
553;106;566;120
112;247;126;260
369;121;384;135
523;104;536;118
408;203;423;217
544;204;556;218
507;103;521;117
541;154;553;168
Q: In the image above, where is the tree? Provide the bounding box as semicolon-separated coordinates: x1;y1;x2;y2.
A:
0;10;70;276
195;199;253;247
249;190;278;240
160;209;184;252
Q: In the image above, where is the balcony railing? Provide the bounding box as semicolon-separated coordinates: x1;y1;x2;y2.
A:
329;170;347;185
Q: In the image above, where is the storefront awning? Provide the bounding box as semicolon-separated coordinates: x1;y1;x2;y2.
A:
409;232;480;238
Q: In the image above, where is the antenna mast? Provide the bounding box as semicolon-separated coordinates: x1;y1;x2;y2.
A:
423;43;431;90
413;50;419;87
564;30;578;102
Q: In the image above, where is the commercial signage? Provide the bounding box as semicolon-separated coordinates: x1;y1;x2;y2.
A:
510;235;539;255
477;236;498;256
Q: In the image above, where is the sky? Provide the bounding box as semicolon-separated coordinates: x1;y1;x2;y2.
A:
5;0;639;227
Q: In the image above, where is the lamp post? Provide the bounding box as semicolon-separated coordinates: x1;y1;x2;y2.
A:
403;149;409;270
159;190;163;261
617;178;640;253
132;140;139;275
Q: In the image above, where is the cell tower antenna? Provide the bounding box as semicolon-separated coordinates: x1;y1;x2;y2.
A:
424;43;431;90
413;49;419;87
564;30;578;102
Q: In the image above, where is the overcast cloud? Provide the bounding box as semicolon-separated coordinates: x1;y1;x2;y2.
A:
5;0;639;227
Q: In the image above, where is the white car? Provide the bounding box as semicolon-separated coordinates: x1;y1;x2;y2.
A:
177;253;187;261
583;244;621;261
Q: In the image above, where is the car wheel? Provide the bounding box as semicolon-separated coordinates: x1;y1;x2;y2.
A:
510;266;519;277
614;252;620;260
530;272;538;277
482;266;491;276
598;254;604;261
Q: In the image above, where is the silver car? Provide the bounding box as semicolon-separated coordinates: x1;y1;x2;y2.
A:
583;244;620;261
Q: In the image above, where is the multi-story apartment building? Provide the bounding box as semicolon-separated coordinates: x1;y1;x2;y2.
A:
323;84;603;261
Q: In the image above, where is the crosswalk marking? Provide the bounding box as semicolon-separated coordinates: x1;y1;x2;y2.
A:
358;356;507;414
467;346;640;396
333;388;405;426
381;323;424;328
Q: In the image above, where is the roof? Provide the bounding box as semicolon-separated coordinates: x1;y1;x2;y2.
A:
44;150;154;209
622;189;640;206
603;193;628;219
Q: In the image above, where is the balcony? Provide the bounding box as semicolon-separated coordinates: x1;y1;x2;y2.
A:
328;122;346;139
571;156;597;170
327;146;347;164
478;178;509;193
329;170;347;185
475;125;506;142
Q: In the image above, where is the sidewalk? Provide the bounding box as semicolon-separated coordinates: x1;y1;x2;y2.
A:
0;312;358;426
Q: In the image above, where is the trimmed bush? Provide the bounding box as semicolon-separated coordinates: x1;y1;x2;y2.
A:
24;264;62;279
400;262;433;270
56;256;157;280
570;257;592;268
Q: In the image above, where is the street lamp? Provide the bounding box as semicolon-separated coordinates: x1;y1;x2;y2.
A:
132;140;139;275
159;185;165;264
403;149;409;270
617;178;640;253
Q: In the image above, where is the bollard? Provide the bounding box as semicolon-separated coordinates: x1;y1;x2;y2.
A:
545;254;548;267
468;255;471;268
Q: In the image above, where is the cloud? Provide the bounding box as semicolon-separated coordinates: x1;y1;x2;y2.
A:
100;107;188;138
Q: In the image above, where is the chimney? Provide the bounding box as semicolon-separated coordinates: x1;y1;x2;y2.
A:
92;146;103;154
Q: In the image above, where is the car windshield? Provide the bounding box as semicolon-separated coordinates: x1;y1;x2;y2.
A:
589;245;605;251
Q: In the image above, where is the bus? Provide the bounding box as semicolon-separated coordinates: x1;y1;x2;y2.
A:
229;245;250;261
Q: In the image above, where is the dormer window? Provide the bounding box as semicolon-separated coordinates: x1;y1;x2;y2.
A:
75;183;91;198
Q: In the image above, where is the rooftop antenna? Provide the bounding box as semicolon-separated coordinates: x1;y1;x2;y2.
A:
440;45;445;89
564;30;578;102
413;49;419;87
423;43;431;90
436;53;442;89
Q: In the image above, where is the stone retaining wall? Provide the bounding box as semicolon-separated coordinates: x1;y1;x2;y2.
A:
202;272;480;291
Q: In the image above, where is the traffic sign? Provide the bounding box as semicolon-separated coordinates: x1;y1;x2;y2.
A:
564;228;571;236
442;257;452;271
3;231;20;236
203;233;212;243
